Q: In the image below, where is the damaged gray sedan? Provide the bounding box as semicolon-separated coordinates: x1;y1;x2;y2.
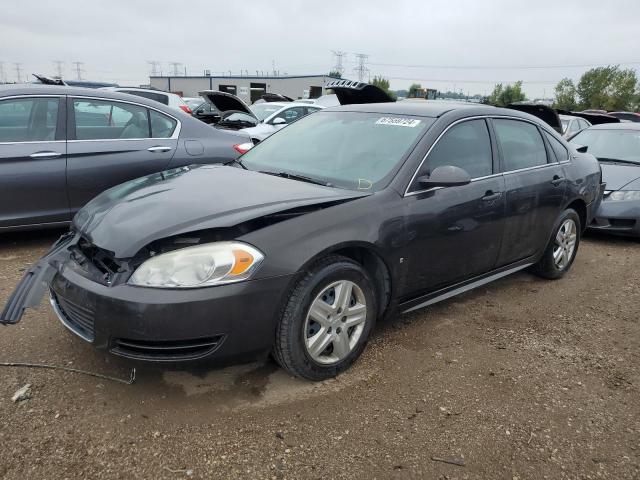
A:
1;89;603;380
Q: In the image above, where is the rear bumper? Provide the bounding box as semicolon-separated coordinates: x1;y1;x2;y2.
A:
588;198;640;237
49;264;292;361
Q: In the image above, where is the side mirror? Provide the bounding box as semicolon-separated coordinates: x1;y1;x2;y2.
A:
572;144;588;153
417;166;471;188
272;117;287;125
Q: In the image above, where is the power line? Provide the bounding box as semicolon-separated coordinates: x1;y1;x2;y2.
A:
169;62;183;76
14;63;23;83
72;61;84;80
331;50;347;75
52;60;65;78
147;60;161;76
368;60;640;70
386;75;561;85
353;53;369;82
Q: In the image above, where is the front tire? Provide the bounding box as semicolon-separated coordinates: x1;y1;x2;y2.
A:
273;255;377;381
532;208;581;279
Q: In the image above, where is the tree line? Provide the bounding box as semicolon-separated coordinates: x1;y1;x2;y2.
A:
329;65;640;112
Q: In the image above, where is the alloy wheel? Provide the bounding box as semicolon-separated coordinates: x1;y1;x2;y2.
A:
553;218;577;270
303;280;367;365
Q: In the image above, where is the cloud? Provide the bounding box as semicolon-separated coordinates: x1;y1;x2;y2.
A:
1;0;637;97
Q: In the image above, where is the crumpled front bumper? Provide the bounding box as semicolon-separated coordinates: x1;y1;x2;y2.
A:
0;231;76;324
1;232;292;362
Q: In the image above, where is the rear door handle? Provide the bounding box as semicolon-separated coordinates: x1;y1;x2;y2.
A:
481;191;502;201
551;175;565;186
29;151;62;159
147;146;172;153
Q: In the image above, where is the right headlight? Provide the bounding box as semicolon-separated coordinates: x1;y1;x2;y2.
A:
608;190;640;201
128;241;264;288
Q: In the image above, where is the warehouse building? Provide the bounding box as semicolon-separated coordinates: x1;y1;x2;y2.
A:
149;74;341;103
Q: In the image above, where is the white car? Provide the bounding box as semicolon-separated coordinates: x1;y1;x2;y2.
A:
560;114;591;138
102;87;193;114
241;103;324;143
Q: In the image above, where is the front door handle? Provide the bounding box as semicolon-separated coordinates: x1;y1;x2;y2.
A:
551;175;565;186
29;151;62;159
481;190;502;201
147;146;172;153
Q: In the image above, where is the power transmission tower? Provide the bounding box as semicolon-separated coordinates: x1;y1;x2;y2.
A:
0;62;5;83
331;50;347;75
147;60;161;76
52;60;65;78
14;63;23;83
72;61;84;80
169;62;183;76
353;53;369;82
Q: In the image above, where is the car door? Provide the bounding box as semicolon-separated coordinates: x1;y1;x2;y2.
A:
492;118;566;266
66;96;179;213
0;95;69;228
402;118;506;296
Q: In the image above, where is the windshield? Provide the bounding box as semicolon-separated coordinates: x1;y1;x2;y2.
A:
571;128;640;163
240;111;433;191
250;103;285;121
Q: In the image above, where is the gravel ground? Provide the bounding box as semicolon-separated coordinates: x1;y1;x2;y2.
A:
0;229;638;480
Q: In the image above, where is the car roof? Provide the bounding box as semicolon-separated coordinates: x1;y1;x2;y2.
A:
324;101;528;119
109;87;174;96
587;122;640;131
559;114;580;120
0;84;181;110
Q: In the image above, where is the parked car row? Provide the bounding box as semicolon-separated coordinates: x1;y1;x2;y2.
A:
0;84;250;230
2;80;610;382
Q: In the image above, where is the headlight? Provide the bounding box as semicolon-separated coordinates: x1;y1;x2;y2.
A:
128;242;264;288
608;190;640;201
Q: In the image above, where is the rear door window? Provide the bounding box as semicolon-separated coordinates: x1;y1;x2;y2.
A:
418;119;493;180
150;110;177;138
493;119;548;171
0;97;59;142
73;99;150;140
545;132;569;162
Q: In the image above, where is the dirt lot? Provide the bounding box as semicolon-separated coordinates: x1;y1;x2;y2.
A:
0;230;638;480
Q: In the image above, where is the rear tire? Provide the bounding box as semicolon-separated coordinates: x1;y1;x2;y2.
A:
532;208;581;279
273;255;377;381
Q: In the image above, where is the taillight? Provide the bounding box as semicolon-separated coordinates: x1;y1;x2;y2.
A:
233;142;253;154
179;105;193;114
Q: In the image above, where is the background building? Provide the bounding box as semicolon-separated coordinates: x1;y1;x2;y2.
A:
149;74;341;103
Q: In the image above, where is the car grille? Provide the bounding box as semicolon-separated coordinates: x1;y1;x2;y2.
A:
51;291;95;342
110;336;224;361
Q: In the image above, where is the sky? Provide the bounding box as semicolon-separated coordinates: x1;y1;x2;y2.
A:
1;0;638;99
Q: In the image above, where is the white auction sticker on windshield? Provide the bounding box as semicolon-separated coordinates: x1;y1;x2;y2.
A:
375;117;421;127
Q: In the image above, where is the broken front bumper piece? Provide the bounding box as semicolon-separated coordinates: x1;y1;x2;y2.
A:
0;232;75;325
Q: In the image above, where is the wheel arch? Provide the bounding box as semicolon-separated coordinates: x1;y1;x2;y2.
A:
295;242;393;319
564;198;587;232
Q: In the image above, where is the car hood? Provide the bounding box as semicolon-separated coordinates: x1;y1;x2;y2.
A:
507;103;562;133
73;165;368;258
199;90;256;118
600;162;640;190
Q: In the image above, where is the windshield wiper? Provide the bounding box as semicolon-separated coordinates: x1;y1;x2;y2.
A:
597;157;640;165
260;170;332;187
